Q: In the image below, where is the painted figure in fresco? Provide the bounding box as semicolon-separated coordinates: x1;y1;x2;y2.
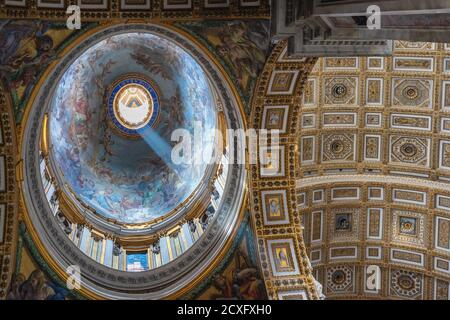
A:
275;247;290;269
99;128;115;161
20;270;55;300
130;51;172;80
66;147;81;167
7;270;69;300
216;22;267;79
168;89;184;126
14;34;54;67
269;199;280;216
0;21;56;101
209;251;266;300
46;282;70;300
268;112;281;126
6;273;26;300
0;20;51;67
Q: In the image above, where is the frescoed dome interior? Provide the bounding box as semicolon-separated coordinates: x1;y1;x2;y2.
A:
48;33;217;224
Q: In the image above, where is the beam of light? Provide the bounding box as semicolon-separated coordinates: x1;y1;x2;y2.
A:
139;126;182;178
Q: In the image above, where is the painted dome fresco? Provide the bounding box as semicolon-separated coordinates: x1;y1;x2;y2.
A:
48;32;217;224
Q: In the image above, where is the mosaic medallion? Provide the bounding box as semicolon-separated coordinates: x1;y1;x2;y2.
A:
399;217;417;235
107;75;160;138
331;270;346;284
403;86;419;100
400;143;418;157
335;213;352;231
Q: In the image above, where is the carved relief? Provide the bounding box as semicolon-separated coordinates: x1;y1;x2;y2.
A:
390;136;429;166
326;266;354;294
393;57;434;72
324;57;358;70
364;135;381;161
390;114;431;131
301;136;315;163
390;269;423;299
322;134;355;162
324;77;357;105
323;113;356;127
392;79;432;108
366;78;383;105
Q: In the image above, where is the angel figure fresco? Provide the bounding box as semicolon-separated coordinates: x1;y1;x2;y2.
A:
215;22;267;81
0;21;56;104
119;194;141;212
0;20;52;69
65;146;81;167
7;270;69;300
98;126;115;162
166;88;184;132
77;176;96;201
130;51;172;81
152;40;180;68
92;58;117;92
208;250;266;300
95;188;121;216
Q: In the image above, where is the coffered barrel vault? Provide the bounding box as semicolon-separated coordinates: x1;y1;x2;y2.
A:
297;42;450;189
292;41;450;299
298;176;450;299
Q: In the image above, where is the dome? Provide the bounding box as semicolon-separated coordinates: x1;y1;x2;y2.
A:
48;33;217;224
20;23;246;299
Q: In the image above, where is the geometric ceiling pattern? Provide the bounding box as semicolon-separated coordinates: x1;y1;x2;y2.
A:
296;41;450;299
300;179;450;299
299;41;450;179
249;40;450;300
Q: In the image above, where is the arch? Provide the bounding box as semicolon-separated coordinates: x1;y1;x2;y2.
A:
247;41;321;300
0;81;19;299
